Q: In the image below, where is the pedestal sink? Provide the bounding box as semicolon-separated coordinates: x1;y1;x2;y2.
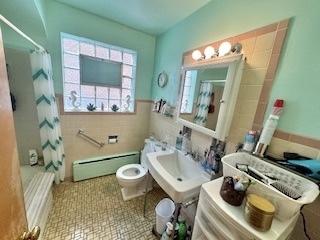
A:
147;149;210;203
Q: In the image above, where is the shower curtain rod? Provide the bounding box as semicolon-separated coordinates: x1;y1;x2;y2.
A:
0;14;45;52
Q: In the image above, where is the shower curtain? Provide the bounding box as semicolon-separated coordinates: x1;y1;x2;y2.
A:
30;51;65;184
194;82;214;126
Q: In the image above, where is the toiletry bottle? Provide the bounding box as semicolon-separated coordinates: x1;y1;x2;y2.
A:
181;133;191;153
185;226;192;240
161;102;167;115
254;99;284;157
243;130;256;152
206;146;215;172
161;222;173;240
176;131;183;150
177;215;187;240
29;149;38;166
201;149;208;169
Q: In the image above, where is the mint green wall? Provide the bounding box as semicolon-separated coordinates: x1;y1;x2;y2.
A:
0;25;46;51
34;0;47;34
152;0;320;139
0;0;47;48
46;1;155;99
1;0;155;99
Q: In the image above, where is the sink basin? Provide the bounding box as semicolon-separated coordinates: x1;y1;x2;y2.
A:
147;149;210;203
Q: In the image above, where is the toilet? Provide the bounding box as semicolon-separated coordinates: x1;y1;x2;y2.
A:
116;139;156;201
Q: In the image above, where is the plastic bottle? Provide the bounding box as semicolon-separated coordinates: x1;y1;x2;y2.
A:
161;222;173;240
254;99;284;157
185;226;192;240
243;131;256;152
176;131;183;150
177;216;187;240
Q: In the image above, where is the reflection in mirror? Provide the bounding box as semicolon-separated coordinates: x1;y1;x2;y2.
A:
180;67;228;131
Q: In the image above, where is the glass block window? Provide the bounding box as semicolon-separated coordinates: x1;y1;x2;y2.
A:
61;33;137;112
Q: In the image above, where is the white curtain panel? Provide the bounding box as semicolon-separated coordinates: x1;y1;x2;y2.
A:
30;51;65;184
194;82;214;126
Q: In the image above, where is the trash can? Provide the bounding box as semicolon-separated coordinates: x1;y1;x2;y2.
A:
155;198;175;234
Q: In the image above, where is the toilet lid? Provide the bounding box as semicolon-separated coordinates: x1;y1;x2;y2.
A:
116;164;146;180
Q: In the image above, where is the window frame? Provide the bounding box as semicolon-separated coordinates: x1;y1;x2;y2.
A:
60;32;137;114
180;70;197;114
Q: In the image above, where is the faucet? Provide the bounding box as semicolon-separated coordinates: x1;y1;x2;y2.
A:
161;140;168;151
185;150;203;163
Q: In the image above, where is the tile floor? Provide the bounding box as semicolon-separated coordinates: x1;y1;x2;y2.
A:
43;175;167;240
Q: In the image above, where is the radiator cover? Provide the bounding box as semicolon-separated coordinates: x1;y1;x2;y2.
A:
73;151;140;181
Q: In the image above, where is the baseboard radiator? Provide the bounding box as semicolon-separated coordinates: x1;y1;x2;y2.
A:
73;151;140;181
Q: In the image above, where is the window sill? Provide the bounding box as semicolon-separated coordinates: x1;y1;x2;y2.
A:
56;94;137;115
61;111;136;115
56;95;153;115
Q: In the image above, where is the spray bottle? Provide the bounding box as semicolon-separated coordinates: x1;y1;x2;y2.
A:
253;99;284;157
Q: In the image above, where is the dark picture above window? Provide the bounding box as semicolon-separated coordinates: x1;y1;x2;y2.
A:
80;55;122;87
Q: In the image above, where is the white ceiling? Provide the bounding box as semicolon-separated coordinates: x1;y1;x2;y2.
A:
54;0;211;35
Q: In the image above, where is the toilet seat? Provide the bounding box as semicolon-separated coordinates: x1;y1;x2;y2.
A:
116;164;146;181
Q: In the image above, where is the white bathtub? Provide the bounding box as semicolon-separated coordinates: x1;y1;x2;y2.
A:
20;165;44;191
20;165;54;239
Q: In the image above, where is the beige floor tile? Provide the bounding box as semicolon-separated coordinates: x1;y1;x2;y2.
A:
43;175;167;240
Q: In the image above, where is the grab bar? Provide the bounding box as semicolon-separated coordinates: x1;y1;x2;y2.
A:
77;129;105;148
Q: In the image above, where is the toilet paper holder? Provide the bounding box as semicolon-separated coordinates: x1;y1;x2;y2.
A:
108;135;118;144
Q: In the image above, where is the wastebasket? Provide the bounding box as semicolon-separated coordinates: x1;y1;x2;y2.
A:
155;198;175;234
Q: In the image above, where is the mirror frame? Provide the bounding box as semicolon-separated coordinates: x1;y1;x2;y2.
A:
177;54;244;140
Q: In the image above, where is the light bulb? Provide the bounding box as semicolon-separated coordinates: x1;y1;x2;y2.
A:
192;50;202;61
204;46;215;59
219;41;232;56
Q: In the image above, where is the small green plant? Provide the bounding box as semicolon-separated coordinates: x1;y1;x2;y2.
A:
111;104;119;112
87;103;97;111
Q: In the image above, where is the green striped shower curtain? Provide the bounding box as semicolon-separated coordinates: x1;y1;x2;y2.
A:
30;51;65;184
194;82;214;126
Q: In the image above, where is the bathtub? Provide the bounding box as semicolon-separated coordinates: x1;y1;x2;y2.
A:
20;165;44;191
20;165;54;239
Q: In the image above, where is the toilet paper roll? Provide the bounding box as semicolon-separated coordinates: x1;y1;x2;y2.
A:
108;138;117;144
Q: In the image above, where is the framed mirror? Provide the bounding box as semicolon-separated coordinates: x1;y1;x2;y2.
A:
177;55;244;140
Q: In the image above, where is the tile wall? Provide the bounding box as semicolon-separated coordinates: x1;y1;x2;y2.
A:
58;100;152;179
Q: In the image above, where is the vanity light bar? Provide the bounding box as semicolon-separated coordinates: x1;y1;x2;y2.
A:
192;41;242;61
